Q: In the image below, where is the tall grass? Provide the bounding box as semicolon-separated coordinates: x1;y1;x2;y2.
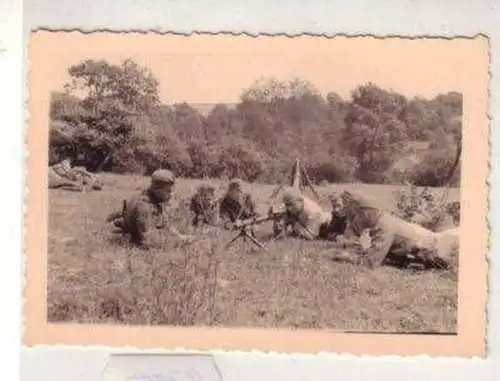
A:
47;174;459;333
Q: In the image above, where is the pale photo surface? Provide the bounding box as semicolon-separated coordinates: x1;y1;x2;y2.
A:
24;31;489;356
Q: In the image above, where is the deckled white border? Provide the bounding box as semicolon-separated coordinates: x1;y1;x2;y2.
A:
3;0;498;380
0;0;22;379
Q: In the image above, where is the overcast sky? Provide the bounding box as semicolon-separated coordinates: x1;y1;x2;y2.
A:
35;32;480;104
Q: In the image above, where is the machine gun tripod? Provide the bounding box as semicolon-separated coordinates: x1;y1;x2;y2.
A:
225;209;286;252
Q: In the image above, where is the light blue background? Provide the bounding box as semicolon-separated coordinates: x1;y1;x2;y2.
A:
6;0;500;379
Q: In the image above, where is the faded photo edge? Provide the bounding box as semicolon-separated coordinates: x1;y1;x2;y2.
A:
23;30;490;357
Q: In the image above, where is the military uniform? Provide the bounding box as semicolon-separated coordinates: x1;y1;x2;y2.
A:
189;183;219;227
337;191;456;269
48;159;102;191
48;159;84;192
72;166;103;190
219;179;257;224
317;210;348;241
280;188;332;240
107;169;175;248
218;179;258;237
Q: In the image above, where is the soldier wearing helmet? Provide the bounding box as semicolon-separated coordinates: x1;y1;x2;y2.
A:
279;187;334;240
189;182;219;227
107;169;190;248
219;178;258;232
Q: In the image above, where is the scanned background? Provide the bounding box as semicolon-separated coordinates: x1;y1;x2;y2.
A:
26;31;486;353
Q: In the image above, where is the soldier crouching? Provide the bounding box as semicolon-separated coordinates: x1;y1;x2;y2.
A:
219;179;258;236
189;183;219;228
106;169;191;249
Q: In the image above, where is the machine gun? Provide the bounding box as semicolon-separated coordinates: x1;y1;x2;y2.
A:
225;208;286;252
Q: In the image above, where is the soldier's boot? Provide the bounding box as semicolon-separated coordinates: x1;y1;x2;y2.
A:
415;248;449;269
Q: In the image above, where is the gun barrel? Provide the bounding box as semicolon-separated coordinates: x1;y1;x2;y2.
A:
234;211;285;229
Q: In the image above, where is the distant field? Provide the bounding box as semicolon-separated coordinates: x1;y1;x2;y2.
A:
47;174;459;333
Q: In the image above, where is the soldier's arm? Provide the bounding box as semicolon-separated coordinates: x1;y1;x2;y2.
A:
218;198;233;229
157;206;192;241
162;222;193;243
106;210;122;223
218;198;228;217
106;200;127;222
189;196;196;212
246;195;258;216
74;167;95;184
51;163;70;179
298;227;316;240
289;218;316;240
246;194;257;213
189;197;199;226
135;203;154;249
209;202;221;225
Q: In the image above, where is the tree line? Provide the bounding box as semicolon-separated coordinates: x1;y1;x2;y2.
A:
49;58;462;187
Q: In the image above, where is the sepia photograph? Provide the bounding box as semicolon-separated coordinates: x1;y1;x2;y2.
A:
24;31;488;355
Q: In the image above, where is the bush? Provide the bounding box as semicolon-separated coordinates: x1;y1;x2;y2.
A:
409;152;460;187
217;140;269;182
304;155;358;184
48;72;462;185
395;185;458;231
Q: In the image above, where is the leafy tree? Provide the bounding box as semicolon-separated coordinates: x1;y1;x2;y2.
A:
51;58;161;171
217;138;269;181
343;83;409;183
170;103;205;142
50;92;83;122
204;104;243;143
49;61;462;187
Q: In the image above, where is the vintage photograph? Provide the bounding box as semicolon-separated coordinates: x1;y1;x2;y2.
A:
25;31;488;353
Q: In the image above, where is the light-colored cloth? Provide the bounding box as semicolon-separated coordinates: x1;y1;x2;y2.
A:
281;187;332;240
48;164;83;191
49;160;103;191
340;190;457;268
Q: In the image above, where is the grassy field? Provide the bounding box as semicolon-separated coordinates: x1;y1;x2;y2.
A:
47;174;459;333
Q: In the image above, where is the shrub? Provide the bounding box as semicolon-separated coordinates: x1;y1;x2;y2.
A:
395;184;458;231
409;152;460;187
217;140;269;182
304;154;358;184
